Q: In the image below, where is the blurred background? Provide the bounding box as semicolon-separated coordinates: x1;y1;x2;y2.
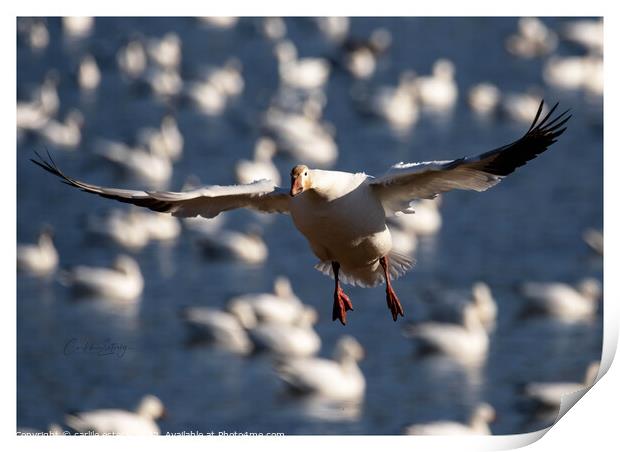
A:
17;17;602;435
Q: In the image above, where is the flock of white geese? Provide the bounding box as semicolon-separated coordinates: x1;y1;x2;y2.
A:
17;17;602;436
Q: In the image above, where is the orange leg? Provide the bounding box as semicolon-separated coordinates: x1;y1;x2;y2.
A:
332;262;354;325
380;256;404;321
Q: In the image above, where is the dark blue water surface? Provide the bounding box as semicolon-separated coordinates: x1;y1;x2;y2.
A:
17;17;603;435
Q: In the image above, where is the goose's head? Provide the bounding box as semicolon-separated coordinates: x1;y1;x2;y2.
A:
577;278;602;303
135;395;166;420
290;164;313;197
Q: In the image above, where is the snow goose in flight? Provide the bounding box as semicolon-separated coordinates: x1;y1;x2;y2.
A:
33;101;569;325
520;278;601;321
17;226;58;276
65;394;165;435
404;403;496;435
276;335;365;401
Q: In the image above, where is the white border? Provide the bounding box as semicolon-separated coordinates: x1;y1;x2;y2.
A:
4;2;616;451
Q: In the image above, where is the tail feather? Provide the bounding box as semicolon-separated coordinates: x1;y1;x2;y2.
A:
314;251;415;288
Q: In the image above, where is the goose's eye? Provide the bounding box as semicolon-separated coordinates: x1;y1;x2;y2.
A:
304;172;308;176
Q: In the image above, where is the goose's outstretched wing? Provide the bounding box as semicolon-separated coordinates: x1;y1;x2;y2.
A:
32;152;290;218
370;100;570;215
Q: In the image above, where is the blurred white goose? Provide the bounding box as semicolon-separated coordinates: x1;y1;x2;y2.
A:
62;17;94;38
208;58;245;98
147;32;181;70
524;361;600;410
94;139;172;186
61;255;144;302
414;59;458;111
315;17;350;43
181;306;254;354
342;28;392;80
37;109;84;150
65;395;165;435
117;38;148;79
505;17;557;58
17;71;59;130
144;67;183;98
198;17;239;29
17;227;58;276
235;137;281;185
249;307;321;357
543;55;603;96
86;209;150;250
471;282;497;331
78;54;101;91
501;90;547;124
468;83;501;115
405;304;489;364
261;17;287;41
404;403;496;435
366;71;419;129
227;276;306;325
561;19;603;55
275;40;330;91
22;19;49;51
276;335;365;401
198;226;268;264
134;210;181;241
520;278;601;321
582;228;603;256
388;197;442;236
137;115;184;161
262;107;338;166
34;101;569;324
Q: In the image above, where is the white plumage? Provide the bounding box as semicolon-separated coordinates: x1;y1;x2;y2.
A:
65;395;164;435
276;335;365;401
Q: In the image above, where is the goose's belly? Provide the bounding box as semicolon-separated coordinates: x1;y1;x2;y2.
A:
290;191;391;269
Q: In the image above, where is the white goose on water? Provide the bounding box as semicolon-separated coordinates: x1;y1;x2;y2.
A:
523;361;600;411
227;276;305;325
180;306;254;354
249;307;321;357
17;227;58;276
37;109;84;150
33;101;569;325
65;395;165;435
520;278;601;321
404;304;490;364
404;403;496;435
276;335;365;401
61;255;144;302
235;137;281;186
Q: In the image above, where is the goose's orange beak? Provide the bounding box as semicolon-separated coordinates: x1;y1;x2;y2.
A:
290;176;303;197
